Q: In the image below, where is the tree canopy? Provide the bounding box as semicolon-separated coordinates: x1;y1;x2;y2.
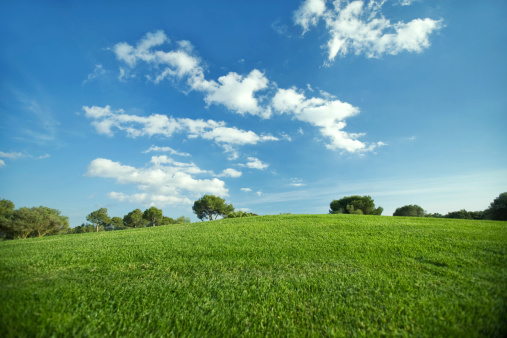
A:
192;195;234;221
86;208;111;232
330;196;383;215
0;200;69;239
484;192;507;221
143;207;163;226
393;205;425;217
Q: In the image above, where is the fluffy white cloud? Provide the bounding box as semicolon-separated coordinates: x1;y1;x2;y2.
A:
83;106;279;149
203;69;270;117
109;31;383;154
112;32;272;118
0;159;5;168
293;0;327;33
239;157;269;170
86;157;228;206
241;188;252;192
272;87;382;153
294;0;443;61
218;168;242;178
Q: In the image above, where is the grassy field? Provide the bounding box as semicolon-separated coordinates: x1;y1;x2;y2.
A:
1;214;506;337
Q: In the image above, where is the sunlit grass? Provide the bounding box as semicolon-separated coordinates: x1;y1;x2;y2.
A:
1;214;506;336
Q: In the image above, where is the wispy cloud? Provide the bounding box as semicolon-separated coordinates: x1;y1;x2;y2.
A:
0;150;51;168
294;0;443;62
83;64;105;84
143;145;190;157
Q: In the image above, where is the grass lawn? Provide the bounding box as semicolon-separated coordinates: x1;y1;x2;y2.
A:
1;214;506;336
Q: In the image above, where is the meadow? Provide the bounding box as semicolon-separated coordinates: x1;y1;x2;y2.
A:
0;214;506;337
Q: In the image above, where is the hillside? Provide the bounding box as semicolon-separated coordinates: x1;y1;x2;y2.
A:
1;214;506;336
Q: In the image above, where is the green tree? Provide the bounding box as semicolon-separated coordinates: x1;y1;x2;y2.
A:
226;211;258;218
445;209;472;219
192;195;234;221
0;199;15;238
87;208;111;232
329;196;383;215
176;216;191;224
123;209;147;228
143;207;163;227
6;206;69;239
393;205;426;217
484;192;507;221
68;223;96;234
161;216;176;225
110;217;125;230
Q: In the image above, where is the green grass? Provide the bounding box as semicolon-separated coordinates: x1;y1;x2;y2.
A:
1;214;506;337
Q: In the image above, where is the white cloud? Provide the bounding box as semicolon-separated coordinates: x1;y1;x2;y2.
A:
290;178;305;187
112;32;272;118
241;188;252;192
108;31;383;154
272;87;381;153
83;106;279;150
293;0;327;33
143;145;190;157
83;64;105;84
239;157;269;170
203;69;270;117
0;159;5;168
294;0;443;61
0;151;25;159
218;168;242;178
86;157;228;206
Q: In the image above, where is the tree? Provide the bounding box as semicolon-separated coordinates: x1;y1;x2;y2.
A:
5;206;69;239
87;208;111;232
445;209;472;219
192;195;234;221
393;205;426;217
176;216;191;224
68;223;96;234
123;209;147;228
225;211;258;218
329;196;383;215
110;217;125;230
143;207;163;226
0;199;15;238
484;192;507;221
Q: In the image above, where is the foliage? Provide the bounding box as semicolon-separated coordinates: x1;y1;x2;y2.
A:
329;195;383;215
86;208;111;232
445;209;472;219
192;195;234;221
484;192;507;221
68;223;96;234
143;207;163;227
110;217;125;230
123;209;147;228
393;204;426;217
0;215;506;336
176;216;191;224
1;203;69;239
226;210;258;218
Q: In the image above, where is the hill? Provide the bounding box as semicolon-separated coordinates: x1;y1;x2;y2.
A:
1;214;506;336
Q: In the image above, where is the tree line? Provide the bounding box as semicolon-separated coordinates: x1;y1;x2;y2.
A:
1;192;505;240
329;193;507;221
70;207;191;234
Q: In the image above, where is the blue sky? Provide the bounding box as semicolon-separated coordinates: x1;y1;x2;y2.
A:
1;0;506;226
